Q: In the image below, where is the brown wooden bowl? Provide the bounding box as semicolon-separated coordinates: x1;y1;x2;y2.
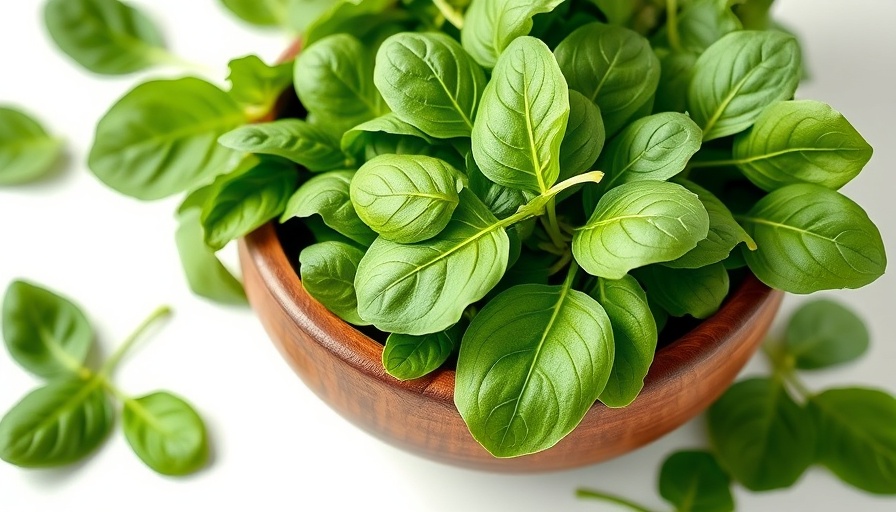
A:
239;222;783;473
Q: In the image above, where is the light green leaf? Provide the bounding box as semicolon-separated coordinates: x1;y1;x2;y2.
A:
281;171;377;246
559;90;605;182
659;450;735;512
587;0;635;25
341;112;433;157
302;0;395;46
219;119;350;172
784;299;869;370
461;0;566;68
220;0;289;27
383;326;461;381
299;241;369;326
0;107;63;185
659;0;743;53
123;392;208;476
635;263;730;319
226;55;294;117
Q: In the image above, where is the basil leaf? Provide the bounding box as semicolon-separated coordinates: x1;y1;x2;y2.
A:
467;155;534;220
657;0;743;53
2;280;93;379
220;0;289;27
783;299;869;370
226;55;294;118
218;119;350;172
342;113;433;158
655;50;698;113
44;0;168;75
559;90;605;182
587;0;635;25
590;275;657;408
555;22;660;135
732;100;873;191
89;78;246;200
635;263;730;319
809;388;896;494
461;0;565;68
472;36;569;194
302;0;395;46
122;392;208;476
175;207;247;306
299;241;369;326
201;159;297;250
659;450;735;512
573;181;710;279
355;189;509;335
382;326;461;381
665;179;753;269
281;171;377;246
455;282;614;457
740;184;887;293
708;377;815;491
734;0;774;30
0;107;63;185
351;154;463;243
688;30;801;141
374;32;486;139
0;378;113;467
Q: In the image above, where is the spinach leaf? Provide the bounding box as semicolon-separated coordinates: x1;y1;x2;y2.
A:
382;326;461;381
732;100;873;191
0;378;113;467
655;50;698;113
175;206;247;306
219;119;350;172
455;280;614;457
220;0;289;27
471;36;569;194
122;392;208;476
573;181;709;279
226;55;294;118
635;263;730;319
659;450;735;512
559;90;605;182
375;32;486;138
461;0;565;68
783;299;869;370
299;241;369;326
44;0;169;75
740;184;887;293
809;388;896;494
688;30;801;141
355;189;509;335
590;275;657;408
555;22;660;135
281;171;377;246
89;78;246;200
0;107;63;185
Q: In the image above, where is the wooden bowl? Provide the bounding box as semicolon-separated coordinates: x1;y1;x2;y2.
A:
239;222;783;473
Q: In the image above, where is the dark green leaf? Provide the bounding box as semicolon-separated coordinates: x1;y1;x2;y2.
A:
383;326;461;381
123;392;208;476
226;55;294;117
299;241;369;325
467;155;534;220
655;50;698;113
281;170;377;246
218;119;350;172
635;263;730;319
659;450;735;512
587;0;635;25
461;0;565;68
784;299;869;370
0;107;63;185
559;90;605;181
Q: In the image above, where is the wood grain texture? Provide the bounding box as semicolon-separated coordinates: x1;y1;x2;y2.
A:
239;223;783;472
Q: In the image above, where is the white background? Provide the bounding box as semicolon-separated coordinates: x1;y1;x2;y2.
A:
1;1;894;511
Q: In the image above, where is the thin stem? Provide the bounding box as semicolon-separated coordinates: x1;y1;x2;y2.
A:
543;200;567;250
562;258;579;290
666;0;682;52
99;305;172;377
432;0;465;29
548;251;573;276
576;489;657;512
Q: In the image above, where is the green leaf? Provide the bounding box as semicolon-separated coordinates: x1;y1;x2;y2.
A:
299;241;369;325
573;181;709;280
740;184;887;293
218;119;350;172
219;0;289;27
302;0;396;46
89;78;246;200
783;299;869;370
708;377;815;491
734;0;775;30
341;112;433;157
559;90;605;182
350;154;463;243
374;32;486;139
732;100;873;191
0;107;63;185
555;22;660;134
175;205;247;306
461;0;566;68
659;0;743;53
0;378;113;467
383;326;461;381
455;281;614;457
201;159;297;250
590;275;657;408
122;392;208;476
226;55;294;117
635;263;730;319
655;50;698;113
688;30;801;141
809;388;896;494
2;280;93;379
587;0;635;25
659;450;735;512
43;0;168;75
281;170;377;246
471;36;569;194
467;154;534;220
355;189;509;335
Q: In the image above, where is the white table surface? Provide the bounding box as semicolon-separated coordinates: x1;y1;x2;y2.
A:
1;1;894;511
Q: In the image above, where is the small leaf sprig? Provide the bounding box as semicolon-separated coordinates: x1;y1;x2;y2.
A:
0;280;209;476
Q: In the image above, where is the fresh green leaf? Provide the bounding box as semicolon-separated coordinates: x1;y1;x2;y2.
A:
467;155;534;219
555;22;660;134
299;241;369;325
740;184;887;293
383;326;461;381
708;377;815;491
44;0;169;75
655;50;698;113
174;206;247;306
455;280;614;457
659;0;743;53
559;90;605;181
471;36;569;194
659;450;735;512
374;32;486;138
784;299;869;370
355;189;509;335
573;181;709;279
342;112;433;157
218;119;350;172
0;107;63;185
0;378;113;467
635;263;730;319
122;392;208;476
89;78;246;200
587;0;635;25
226;55;294;117
688;30;801;140
734;0;775;30
220;0;289;27
461;0;566;68
2;280;93;379
302;0;396;46
281;170;377;246
732;100;873;191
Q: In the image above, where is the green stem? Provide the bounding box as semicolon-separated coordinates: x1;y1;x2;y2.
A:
432;0;465;29
543;201;567;251
562;257;580;290
762;343;812;400
666;0;682;52
576;489;657;512
548;251;573;276
99;305;172;377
